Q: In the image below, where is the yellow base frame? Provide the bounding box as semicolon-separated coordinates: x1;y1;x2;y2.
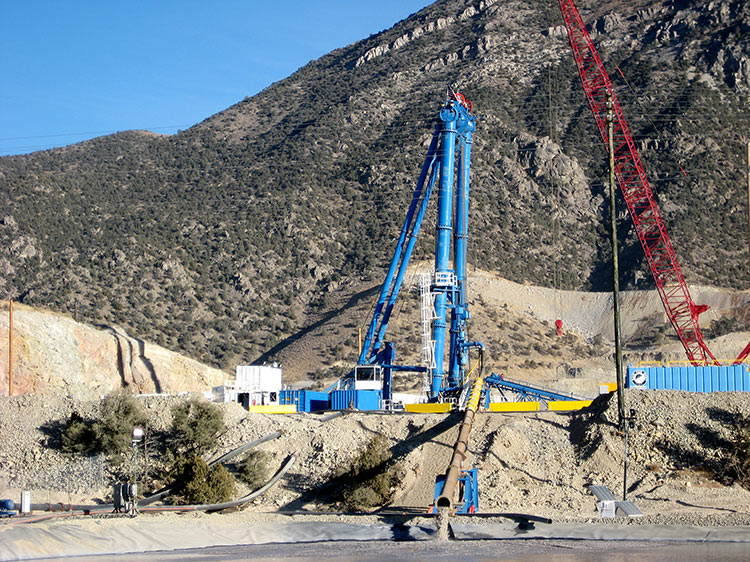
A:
488;401;541;412
404;403;453;413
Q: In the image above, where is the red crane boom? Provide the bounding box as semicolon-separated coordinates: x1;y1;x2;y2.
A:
557;0;718;365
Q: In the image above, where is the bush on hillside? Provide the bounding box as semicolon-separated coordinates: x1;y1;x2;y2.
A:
729;416;750;489
169;397;225;454
93;389;149;456
237;450;271;490
336;434;402;511
168;454;235;505
60;412;98;455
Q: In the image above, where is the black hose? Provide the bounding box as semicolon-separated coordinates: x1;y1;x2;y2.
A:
206;431;283;468
141;453;296;513
139;430;283;506
19;454;296;524
20;407;339;519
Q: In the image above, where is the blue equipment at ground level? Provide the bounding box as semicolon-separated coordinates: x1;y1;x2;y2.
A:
279;390;330;412
430;468;478;514
0;499;15;518
330;389;382;411
627;364;750;392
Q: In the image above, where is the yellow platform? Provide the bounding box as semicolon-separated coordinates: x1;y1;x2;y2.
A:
488;401;541;412
404;403;453;413
547;400;593;411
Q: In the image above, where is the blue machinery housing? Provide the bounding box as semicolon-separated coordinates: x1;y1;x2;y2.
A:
431;468;478;514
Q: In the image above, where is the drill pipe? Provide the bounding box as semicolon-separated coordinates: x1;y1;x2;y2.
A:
436;377;484;509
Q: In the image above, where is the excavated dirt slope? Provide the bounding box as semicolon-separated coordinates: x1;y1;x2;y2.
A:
2;389;750;526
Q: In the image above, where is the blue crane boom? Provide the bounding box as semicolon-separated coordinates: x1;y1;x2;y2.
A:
358;91;482;402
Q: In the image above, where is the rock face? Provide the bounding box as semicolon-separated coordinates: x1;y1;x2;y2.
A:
0;303;227;399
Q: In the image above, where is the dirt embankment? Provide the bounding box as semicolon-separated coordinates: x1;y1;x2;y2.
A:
0;303;228;399
1;389;750;526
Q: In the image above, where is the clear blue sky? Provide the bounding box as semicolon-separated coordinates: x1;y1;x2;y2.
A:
0;1;431;156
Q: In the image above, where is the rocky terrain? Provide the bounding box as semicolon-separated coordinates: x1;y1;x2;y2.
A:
3;270;750;398
1;0;749;540
1;388;750;527
0;0;747;372
0;302;227;399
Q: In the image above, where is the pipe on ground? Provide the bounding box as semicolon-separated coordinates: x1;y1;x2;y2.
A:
435;376;484;510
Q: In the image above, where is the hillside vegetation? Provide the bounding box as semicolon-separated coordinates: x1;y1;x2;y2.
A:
0;0;748;372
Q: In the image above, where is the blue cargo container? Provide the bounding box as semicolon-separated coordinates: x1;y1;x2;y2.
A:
279;390;330;412
626;364;750;392
330;389;382;411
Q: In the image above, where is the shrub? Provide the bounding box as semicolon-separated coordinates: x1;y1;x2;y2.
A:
168;454;236;505
169;397;225;454
60;412;97;455
238;450;271;490
93;389;148;456
338;435;402;511
728;416;750;489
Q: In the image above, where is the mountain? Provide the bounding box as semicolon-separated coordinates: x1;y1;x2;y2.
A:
0;0;748;374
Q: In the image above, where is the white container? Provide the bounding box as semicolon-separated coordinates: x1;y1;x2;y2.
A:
21;491;31;514
235;365;282;393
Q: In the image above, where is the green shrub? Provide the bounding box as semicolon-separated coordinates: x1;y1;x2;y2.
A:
338;435;401;511
168;454;235;505
238;450;271;490
169;397;225;454
728;416;750;489
60;412;97;455
93;389;148;456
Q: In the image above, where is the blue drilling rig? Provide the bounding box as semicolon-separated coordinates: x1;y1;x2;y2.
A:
350;89;484;405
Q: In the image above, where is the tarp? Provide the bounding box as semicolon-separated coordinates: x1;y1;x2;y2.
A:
450;522;750;542
2;519;749;561
0;520;434;561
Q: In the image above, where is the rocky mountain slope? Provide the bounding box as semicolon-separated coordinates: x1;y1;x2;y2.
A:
0;0;748;372
2;269;750;398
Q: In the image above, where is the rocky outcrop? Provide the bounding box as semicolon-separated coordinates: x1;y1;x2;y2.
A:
0;303;227;399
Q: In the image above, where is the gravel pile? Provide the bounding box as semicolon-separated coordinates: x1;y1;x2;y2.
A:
1;389;750;525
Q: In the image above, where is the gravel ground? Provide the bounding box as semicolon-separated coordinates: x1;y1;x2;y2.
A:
1;389;750;527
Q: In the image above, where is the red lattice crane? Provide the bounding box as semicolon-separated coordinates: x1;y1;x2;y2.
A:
557;0;725;365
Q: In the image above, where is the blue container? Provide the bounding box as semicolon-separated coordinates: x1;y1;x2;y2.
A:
330;389;382;411
279;390;329;412
627;364;750;392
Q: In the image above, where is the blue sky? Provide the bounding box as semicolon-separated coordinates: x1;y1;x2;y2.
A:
0;1;431;156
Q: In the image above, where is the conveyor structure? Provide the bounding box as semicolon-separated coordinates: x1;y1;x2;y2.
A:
483;374;587;407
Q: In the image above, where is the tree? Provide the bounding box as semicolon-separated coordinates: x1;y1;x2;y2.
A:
169;397;225;454
93;388;148;456
167;454;235;505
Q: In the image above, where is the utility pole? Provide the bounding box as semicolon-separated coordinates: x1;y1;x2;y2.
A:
746;141;750;287
8;300;13;397
607;94;625;430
